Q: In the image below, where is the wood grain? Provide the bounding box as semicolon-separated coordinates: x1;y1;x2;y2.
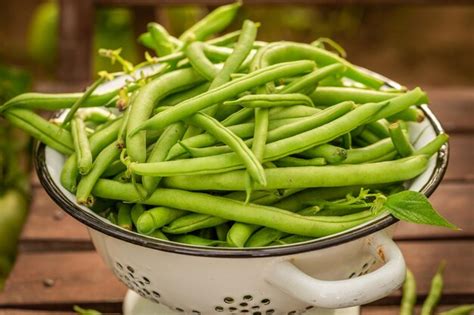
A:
444;135;474;181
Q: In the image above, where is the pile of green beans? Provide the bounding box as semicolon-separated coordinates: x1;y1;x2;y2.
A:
0;2;449;248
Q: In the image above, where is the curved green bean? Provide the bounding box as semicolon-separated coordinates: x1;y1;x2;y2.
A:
421;261;446;315
389;122;414;157
224;93;314;108
226;223;260;247
71;117;93;175
400;269;417;315
136;206;187;234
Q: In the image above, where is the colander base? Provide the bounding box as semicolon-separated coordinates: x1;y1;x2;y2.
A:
123;290;361;315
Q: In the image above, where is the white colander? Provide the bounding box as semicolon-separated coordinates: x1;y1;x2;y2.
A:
34;71;448;315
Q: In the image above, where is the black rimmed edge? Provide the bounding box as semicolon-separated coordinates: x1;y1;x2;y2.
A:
34;106;448;259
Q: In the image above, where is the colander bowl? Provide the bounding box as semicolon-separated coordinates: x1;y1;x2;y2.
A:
34;71;448;315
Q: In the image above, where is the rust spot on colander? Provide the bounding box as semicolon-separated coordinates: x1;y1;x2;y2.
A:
377;246;386;263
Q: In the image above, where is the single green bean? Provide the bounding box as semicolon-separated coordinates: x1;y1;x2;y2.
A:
71;117;93;175
148;22;174;57
389;122;414;157
130;60;316;134
163;213;227;234
359;129;381;144
414;133;449;156
163;155;428;191
142;122;186;194
170;235;226;247
131;203;145;228
310;87;404;106
3;108;73;155
148;230;169;240
136;206;187;234
62;76;107;126
343;138;395;164
388;107;425;122
400;269;417;315
185;42;219;80
439;305;474;315
274;156;327;167
226;223;260;247
179;2;242;43
126;67;205;162
92;180;380;238
215;223;231;242
421;261;446;315
224;93;314;108
280;63;346;95
298;143;347;164
117;203;133;230
76;141;121;206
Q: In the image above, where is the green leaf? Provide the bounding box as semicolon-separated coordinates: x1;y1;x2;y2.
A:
383;191;458;230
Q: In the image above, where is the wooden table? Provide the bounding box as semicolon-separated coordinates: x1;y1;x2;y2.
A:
0;87;472;314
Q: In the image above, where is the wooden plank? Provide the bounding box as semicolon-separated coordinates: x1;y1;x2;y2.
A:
1;242;472;307
20;188;90;243
394;183;474;240
427;87;474;134
58;0;93;83
0;252;126;307
0;311;75;315
444;135;474;181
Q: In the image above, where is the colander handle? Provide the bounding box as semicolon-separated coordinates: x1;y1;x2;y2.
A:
264;232;406;309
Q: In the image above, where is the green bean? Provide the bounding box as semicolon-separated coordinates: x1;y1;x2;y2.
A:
102;159;127;177
371;88;427;122
185;42;219;80
131;60;316;134
389;122;414;157
272;235;313;245
148;22;174;57
246;226;287;247
117;203;133;230
62;76;107;126
3;108;73;155
76;141;121;206
216;222;232;241
388;107;425;122
170;235;226;247
136;206;187;234
439;305;474;315
343;138;395;164
71;117;93;175
126;68;205;162
131;100;388;177
273;186;371;212
92;180;380;238
179;2;242;43
131;203;145;228
359;129;381;144
142;122;186;194
366;120;390;139
0;88;117;112
227;223;260;247
224;93;314;108
203;20;258;117
421;261;446;315
310;87;404;106
299;143;347;164
208;20;258;90
400;269;417;315
187;112;266;185
267;105;321;120
78;108;116;124
148;230;168;241
251;41;384;89
274;156;327;167
163;213;227;234
280;63;346;95
163;155;428;191
159;82;211;108
369;151;398;163
414;133;449;156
